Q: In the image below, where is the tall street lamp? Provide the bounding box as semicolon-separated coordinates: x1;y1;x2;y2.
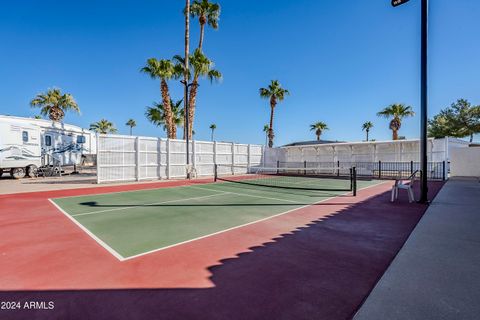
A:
392;0;429;203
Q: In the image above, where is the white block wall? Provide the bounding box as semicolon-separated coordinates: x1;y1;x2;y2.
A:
450;147;480;177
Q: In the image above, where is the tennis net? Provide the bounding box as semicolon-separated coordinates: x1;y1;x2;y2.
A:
214;164;357;195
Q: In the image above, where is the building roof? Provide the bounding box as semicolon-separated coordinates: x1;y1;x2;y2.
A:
282;140;344;147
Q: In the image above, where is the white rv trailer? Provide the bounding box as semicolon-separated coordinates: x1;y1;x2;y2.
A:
0;115;96;178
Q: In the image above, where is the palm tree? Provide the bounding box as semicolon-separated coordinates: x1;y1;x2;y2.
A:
90;119;117;134
209;123;217;141
190;0;220;51
263;124;269;146
34;115;42;119
377;104;415;140
362;121;374;141
140;58;178;139
259;80;290;147
173;49;221;140
145;99;184;138
126;119;136;135
310;122;329;141
30;88;80;122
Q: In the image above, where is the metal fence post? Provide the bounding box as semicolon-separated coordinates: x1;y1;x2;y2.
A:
231;142;235;175
304;160;307;175
96;133;100;184
192;140;196;173
410;160;414;175
378;160;382;179
157;138;162;180
166;138;170;180
213;141;217;175
353;167;357;196
442;160;446;181
135;137;140;181
337;160;340;177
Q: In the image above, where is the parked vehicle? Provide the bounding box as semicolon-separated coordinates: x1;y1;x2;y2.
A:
0;115;96;179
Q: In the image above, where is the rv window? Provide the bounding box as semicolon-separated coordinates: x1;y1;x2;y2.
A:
45;135;52;146
22;131;29;142
77;136;86;144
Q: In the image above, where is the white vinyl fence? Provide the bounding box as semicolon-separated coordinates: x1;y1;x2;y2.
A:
279;137;469;164
97;134;264;183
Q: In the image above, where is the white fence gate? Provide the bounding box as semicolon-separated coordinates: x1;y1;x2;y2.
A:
97;134;264;183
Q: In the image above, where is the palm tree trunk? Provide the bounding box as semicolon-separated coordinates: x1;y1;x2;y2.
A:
366;130;369;141
130;127;132;136
160;79;174;139
188;81;199;140
268;102;275;148
470;133;473;143
184;0;190;140
317;134;320;141
198;22;205;50
392;129;398;140
211;129;214;141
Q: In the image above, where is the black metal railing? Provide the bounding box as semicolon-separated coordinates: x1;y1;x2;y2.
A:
277;161;446;181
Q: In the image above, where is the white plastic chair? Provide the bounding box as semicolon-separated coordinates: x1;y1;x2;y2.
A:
185;164;197;179
391;170;418;203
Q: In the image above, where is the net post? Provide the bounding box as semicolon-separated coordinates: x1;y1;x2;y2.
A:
350;167;353;191
353;166;357;196
276;160;279;174
304;160;307;175
214;164;218;182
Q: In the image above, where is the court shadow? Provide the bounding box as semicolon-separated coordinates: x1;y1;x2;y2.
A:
1;181;444;320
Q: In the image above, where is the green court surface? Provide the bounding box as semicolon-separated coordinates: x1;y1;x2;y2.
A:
51;178;380;260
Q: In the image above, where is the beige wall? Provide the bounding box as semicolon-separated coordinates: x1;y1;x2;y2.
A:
450;147;480;177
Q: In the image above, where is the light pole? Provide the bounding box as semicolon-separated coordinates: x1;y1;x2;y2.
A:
181;80;196;179
419;0;429;203
393;0;429;203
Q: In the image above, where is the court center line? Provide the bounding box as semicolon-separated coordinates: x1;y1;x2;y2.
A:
189;185;301;203
71;192;230;217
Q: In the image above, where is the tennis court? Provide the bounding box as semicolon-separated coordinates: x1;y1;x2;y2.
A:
50;166;380;260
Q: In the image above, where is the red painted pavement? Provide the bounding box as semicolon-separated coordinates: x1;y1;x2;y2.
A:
0;179;444;319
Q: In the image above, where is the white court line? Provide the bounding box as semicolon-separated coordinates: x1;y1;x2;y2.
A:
50;180;389;262
48;199;126;261
189;185;299;203
71;192;230;217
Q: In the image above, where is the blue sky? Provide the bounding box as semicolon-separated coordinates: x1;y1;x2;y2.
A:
0;0;479;145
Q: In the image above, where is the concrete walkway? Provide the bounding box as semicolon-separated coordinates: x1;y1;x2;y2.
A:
354;178;480;320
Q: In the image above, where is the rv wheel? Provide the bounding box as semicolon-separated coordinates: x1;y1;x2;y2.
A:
10;167;26;179
27;165;38;178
